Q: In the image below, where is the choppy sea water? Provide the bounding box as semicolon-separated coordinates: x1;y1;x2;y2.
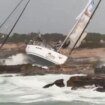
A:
0;74;105;105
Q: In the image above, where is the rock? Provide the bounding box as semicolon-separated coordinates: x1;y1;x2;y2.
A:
96;87;105;92
67;76;94;88
43;79;65;88
54;79;65;87
43;83;54;88
67;75;105;92
0;65;24;73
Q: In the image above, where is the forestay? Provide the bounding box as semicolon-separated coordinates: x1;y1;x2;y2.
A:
58;0;98;52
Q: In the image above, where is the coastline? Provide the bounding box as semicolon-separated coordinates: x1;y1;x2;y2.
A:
0;43;105;75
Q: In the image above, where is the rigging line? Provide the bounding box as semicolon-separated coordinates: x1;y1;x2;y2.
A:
57;0;93;53
69;0;102;56
0;0;31;50
0;0;24;29
57;18;81;52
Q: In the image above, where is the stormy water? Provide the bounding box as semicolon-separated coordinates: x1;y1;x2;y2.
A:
0;54;105;105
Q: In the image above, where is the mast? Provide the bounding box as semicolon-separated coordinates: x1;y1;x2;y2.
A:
69;0;102;55
58;0;101;54
57;17;82;52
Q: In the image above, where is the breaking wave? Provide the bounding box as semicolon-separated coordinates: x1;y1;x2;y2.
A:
0;53;29;65
0;74;105;104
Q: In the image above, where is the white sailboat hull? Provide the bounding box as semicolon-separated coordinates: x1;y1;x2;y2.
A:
26;45;67;66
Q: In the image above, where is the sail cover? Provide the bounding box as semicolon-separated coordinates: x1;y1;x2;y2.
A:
61;0;94;49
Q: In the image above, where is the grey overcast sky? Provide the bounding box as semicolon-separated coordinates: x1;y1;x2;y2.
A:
0;0;104;34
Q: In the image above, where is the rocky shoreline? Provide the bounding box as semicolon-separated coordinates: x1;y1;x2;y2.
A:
43;74;105;92
0;43;105;75
0;62;94;76
0;43;105;92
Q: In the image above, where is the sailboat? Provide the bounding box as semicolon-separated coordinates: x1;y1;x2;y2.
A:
0;0;101;66
26;0;101;66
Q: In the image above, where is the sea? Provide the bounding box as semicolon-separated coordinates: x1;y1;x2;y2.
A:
0;54;105;105
0;74;105;105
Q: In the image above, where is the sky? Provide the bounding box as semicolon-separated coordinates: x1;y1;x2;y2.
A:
0;0;104;34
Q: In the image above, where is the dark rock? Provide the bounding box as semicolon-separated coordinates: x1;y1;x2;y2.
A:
67;76;94;88
54;79;65;87
67;75;105;92
43;79;65;88
0;64;44;75
96;87;105;92
0;65;24;73
43;83;54;88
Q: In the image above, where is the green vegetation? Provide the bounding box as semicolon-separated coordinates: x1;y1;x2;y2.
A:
0;32;105;48
0;32;65;43
80;33;105;48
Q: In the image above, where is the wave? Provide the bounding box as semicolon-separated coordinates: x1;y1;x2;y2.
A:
0;53;29;65
0;74;105;104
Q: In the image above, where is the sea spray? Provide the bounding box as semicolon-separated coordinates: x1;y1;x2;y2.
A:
0;74;105;104
0;53;49;68
0;53;29;65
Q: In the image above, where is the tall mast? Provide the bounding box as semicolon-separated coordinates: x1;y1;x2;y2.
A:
69;0;102;55
57;0;102;54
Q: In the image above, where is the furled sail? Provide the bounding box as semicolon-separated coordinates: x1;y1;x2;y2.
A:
58;0;95;51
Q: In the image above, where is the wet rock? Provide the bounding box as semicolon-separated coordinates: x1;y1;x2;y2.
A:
67;75;105;92
0;65;24;73
54;79;65;87
43;83;54;88
43;79;65;88
0;63;94;75
96;87;105;92
67;75;94;88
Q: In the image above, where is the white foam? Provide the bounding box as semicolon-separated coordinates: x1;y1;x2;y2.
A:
0;74;105;104
1;53;29;65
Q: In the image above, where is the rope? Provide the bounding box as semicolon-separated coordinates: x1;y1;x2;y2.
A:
0;0;24;29
0;0;31;49
69;0;102;56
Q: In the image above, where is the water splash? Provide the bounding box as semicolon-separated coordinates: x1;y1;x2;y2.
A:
0;74;105;104
0;53;29;65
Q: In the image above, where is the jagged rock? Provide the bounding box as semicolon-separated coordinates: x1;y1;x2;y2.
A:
43;83;54;88
96;87;105;92
54;79;65;87
67;75;105;92
43;79;65;88
67;76;94;88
